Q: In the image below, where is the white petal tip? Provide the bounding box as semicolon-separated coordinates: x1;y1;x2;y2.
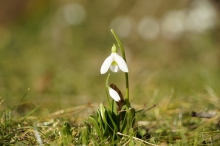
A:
100;55;113;74
114;54;129;73
109;87;121;102
100;70;106;74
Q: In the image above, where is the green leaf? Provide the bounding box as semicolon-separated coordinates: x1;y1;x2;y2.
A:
80;125;89;145
88;115;102;136
60;122;72;145
110;99;118;115
97;107;109;137
121;108;135;134
106;109;119;133
100;103;107;123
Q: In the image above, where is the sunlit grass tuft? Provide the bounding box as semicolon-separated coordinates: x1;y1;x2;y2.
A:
0;88;220;145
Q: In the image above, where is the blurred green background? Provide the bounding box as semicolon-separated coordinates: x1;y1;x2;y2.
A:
0;0;220;111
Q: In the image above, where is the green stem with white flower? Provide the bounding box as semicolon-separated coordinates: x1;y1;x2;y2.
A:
111;29;130;108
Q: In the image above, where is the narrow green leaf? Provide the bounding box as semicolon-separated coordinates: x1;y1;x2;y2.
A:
121;108;136;134
111;99;118;116
60;122;72;145
97;107;109;137
100;103;107;123
106;109;119;132
81;126;89;145
88;115;102;136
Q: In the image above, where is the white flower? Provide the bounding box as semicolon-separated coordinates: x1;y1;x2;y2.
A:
108;87;120;102
100;45;128;74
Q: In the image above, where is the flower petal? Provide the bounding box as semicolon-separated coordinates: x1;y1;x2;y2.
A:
109;87;121;102
113;53;128;72
100;55;113;74
110;65;119;72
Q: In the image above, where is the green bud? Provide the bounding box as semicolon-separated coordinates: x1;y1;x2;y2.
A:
111;44;117;53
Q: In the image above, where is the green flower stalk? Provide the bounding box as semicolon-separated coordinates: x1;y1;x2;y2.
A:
111;29;130;108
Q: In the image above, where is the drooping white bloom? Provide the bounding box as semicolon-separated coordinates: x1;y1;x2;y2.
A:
108;87;120;102
100;45;128;74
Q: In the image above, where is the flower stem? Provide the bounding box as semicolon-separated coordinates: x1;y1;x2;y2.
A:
111;29;130;108
105;74;111;107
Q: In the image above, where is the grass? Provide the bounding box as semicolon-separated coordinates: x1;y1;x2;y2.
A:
1;89;220;145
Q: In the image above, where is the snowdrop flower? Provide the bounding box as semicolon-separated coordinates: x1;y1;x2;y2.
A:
108;87;120;102
100;45;128;74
